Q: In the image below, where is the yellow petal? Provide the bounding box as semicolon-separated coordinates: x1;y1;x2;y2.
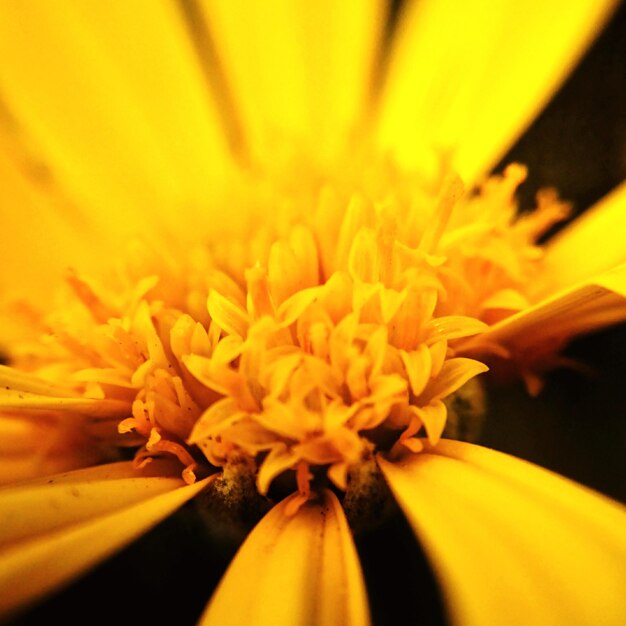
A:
414;401;447;446
0;365;77;397
432;439;626;535
277;287;322;327
541;181;626;293
200;490;370;626
463;263;626;352
0;470;211;621
256;444;299;496
198;0;385;164
400;345;432;397
0;0;232;242
207;290;250;338
379;441;626;626
188;397;240;438
0;137;101;303
0;461;184;547
377;0;619;182
422;358;489;403
269;240;305;305
0;389;130;418
481;288;530;313
0;414;106;484
424;316;488;344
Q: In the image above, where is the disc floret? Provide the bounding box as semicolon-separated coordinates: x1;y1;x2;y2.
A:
1;159;569;506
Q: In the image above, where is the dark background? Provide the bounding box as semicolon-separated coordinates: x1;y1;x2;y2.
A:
11;2;626;625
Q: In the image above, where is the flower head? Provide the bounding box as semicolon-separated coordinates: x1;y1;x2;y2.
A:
0;1;625;625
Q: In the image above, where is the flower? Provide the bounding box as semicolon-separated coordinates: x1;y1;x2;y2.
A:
1;1;626;625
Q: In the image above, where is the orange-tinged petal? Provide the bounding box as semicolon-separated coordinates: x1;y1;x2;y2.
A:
256;444;299;495
379;441;626;626
400;345;432;397
377;0;619;182
422;358;489;404
413;401;447;446
429;340;448;378
0;472;212;621
200;490;370;626
327;462;350;491
0;414;107;485
188;398;246;444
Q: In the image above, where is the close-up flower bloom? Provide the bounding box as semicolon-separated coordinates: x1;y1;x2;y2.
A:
0;1;625;625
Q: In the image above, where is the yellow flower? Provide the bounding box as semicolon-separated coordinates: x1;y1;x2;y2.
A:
0;1;625;625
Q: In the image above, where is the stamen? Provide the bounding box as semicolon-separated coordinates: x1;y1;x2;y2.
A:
284;461;313;516
139;428;198;484
419;173;464;254
66;269;114;324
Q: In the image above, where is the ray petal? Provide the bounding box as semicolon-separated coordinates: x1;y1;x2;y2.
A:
0;137;100;302
379;441;626;626
377;0;619;182
0;0;233;242
0;389;131;418
461;263;626;353
0;365;77;397
429;439;626;536
0;471;211;621
0;460;187;547
198;0;385;164
200;490;370;626
541;181;626;293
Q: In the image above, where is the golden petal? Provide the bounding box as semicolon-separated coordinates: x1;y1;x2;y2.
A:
0;461;185;547
199;490;370;626
0;142;99;304
0;0;233;240
197;0;384;163
424;316;489;344
377;0;619;182
0;365;77;397
256;444;299;495
277;287;322;327
379;441;626;626
0;389;131;418
400;345;432;397
207;290;250;338
413;401;447;446
421;358;489;403
0;471;212;621
187;398;246;444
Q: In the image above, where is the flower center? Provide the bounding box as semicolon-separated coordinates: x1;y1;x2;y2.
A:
2;158;569;512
